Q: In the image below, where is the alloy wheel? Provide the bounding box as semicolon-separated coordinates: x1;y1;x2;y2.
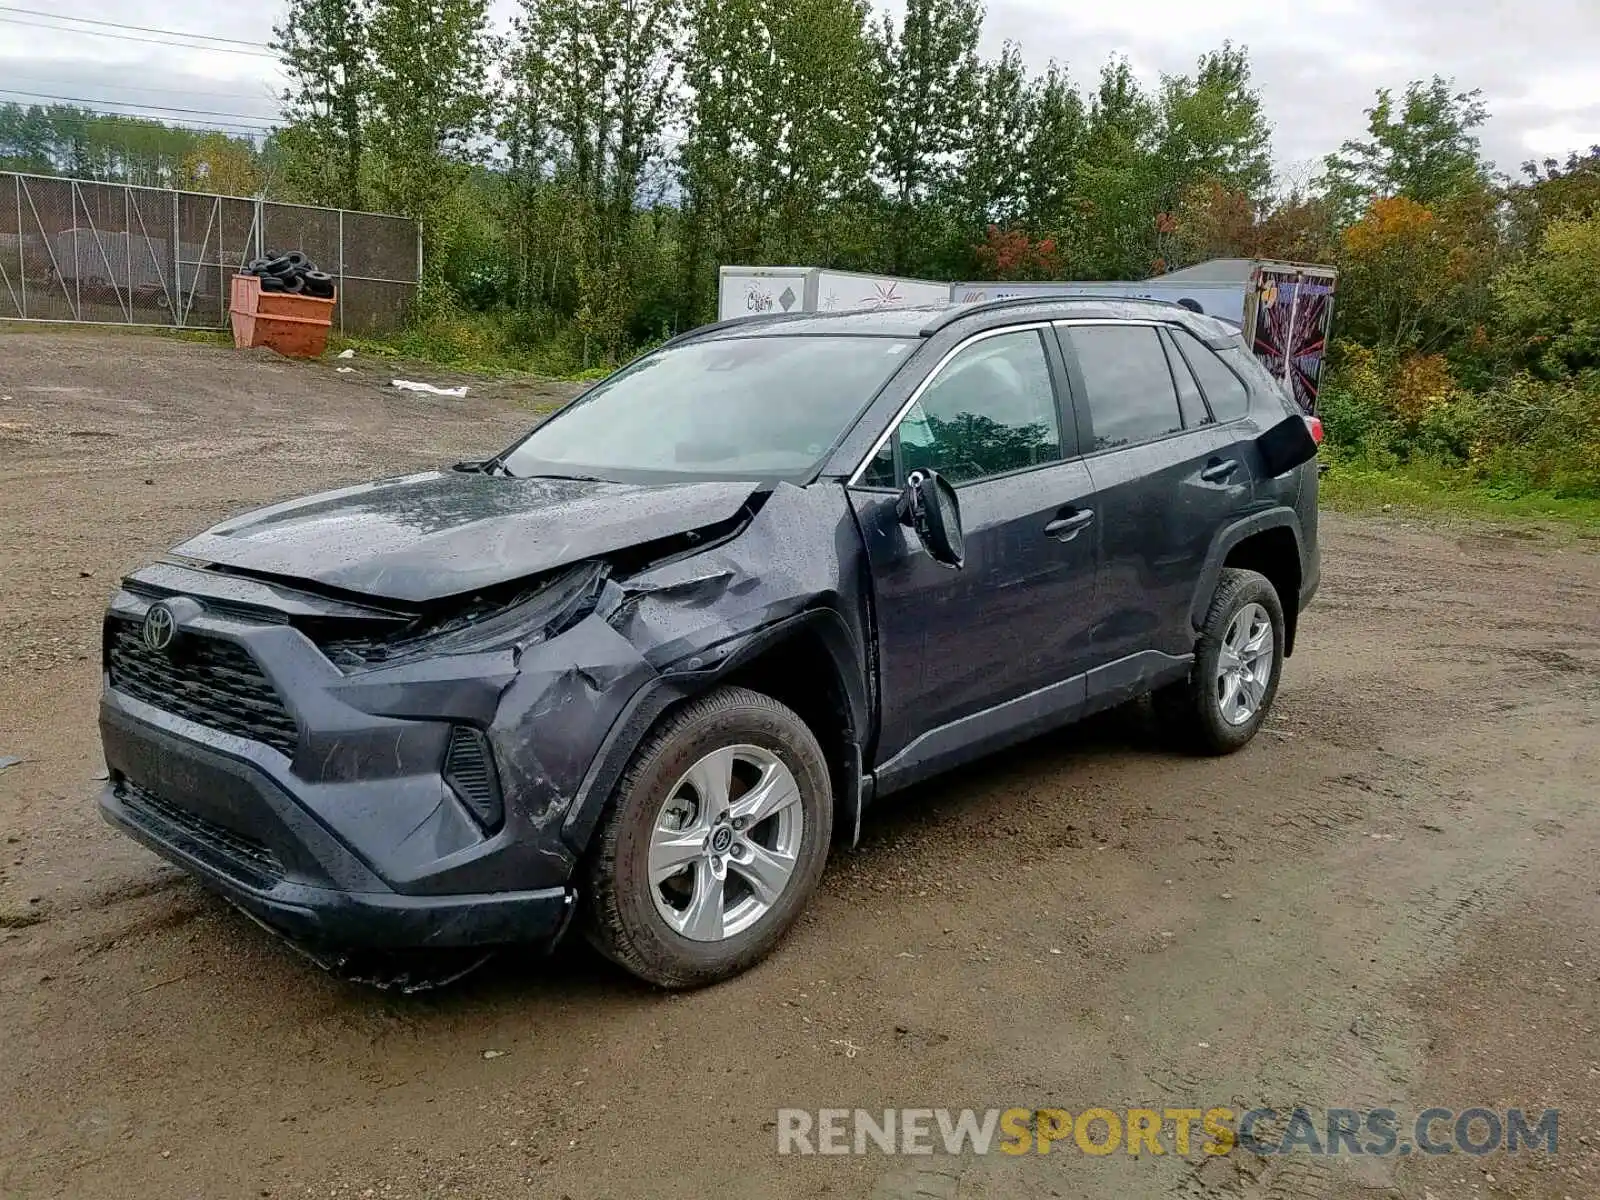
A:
648;744;804;942
1216;601;1274;725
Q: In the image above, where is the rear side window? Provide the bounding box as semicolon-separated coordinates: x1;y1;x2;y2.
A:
863;328;1062;486
1171;328;1250;422
1066;325;1183;451
1159;330;1214;428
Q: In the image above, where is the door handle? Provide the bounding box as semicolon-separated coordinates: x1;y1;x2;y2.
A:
1200;458;1240;483
1043;509;1095;541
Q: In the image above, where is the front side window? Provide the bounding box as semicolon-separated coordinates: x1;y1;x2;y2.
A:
499;335;915;482
860;329;1062;487
1067;324;1184;451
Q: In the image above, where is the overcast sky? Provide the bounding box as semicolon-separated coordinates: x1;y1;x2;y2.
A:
1;0;1597;185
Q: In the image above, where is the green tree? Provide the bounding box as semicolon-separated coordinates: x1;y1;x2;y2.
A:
1495;211;1600;375
947;41;1033;235
1018;63;1087;240
1320;76;1490;221
868;0;982;273
677;0;876;315
1155;44;1272;211
509;0;680;337
365;0;492;242
1074;58;1161;277
273;0;369;209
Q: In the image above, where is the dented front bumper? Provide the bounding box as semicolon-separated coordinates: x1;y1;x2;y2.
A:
97;585;657;953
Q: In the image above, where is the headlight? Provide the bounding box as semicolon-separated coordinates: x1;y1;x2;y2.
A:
320;562;608;669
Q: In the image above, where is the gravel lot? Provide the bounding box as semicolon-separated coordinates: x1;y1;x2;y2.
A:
1;329;1598;1200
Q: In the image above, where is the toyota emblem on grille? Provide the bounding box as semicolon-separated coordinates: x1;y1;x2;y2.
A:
142;603;177;653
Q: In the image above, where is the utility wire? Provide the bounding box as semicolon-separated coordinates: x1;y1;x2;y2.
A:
0;14;277;57
19;77;279;104
0;5;268;48
0;87;277;126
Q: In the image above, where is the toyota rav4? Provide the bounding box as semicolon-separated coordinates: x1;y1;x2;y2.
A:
99;298;1321;988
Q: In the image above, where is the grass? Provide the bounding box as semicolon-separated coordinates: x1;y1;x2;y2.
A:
1319;455;1600;534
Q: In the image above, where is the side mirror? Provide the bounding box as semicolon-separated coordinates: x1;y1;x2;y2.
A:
896;469;965;568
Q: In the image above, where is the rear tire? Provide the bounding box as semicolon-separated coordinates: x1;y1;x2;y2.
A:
1153;567;1285;754
584;687;833;988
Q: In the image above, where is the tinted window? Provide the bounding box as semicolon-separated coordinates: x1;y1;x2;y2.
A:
1160;329;1213;428
866;330;1062;487
1068;325;1183;450
501;335;914;482
1172;328;1250;422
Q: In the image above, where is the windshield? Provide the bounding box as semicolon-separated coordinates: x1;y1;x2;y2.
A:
499;335;916;482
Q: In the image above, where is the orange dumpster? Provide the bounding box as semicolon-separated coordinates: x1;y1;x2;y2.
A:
229;274;336;358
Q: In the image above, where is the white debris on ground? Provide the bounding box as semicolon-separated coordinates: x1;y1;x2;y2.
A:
390;379;470;397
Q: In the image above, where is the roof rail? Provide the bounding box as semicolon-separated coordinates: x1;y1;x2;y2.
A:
654;310;818;351
920;292;1188;336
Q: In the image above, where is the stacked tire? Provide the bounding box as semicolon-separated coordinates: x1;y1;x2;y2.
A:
240;251;336;299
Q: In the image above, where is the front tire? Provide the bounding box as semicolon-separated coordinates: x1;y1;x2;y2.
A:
1154;567;1286;754
584;687;833;988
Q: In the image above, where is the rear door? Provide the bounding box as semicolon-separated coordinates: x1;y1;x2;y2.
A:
848;325;1099;785
1055;321;1254;700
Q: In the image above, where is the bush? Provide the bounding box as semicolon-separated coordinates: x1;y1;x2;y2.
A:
1319;341;1600;497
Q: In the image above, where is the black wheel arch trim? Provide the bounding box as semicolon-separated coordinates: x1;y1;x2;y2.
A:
559;609;870;855
1190;507;1306;646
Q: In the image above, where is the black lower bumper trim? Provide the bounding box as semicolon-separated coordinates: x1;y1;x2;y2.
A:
100;784;575;951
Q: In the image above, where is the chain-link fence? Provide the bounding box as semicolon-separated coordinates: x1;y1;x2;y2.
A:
0;172;419;334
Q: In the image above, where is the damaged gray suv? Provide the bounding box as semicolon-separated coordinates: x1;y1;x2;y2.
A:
99;298;1321;988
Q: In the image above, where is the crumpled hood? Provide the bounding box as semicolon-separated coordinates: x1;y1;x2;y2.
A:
173;471;761;604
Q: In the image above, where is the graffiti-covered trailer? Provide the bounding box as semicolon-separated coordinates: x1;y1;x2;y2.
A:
953;259;1338;415
717;266;949;322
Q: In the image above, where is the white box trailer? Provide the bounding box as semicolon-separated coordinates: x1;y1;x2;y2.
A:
718;266;949;322
951;258;1338;414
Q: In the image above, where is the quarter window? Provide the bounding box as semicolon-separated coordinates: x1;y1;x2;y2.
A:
1172;328;1251;422
1160;329;1214;428
863;329;1062;487
1067;325;1184;450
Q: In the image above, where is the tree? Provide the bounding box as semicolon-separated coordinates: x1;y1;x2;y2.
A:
179;133;262;196
1508;146;1600;250
273;0;369;209
1172;181;1338;265
973;224;1060;280
1494;211;1600;376
1073;58;1162;278
1155;44;1272;212
1320;76;1489;221
507;0;679;335
946;41;1033;236
677;0;877;315
1337;196;1455;350
365;0;492;237
1018;63;1086;240
869;0;982;273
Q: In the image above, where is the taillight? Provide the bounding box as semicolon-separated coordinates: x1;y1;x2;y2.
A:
1305;415;1324;445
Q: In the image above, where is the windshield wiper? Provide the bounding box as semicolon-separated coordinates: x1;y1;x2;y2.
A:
452;457;507;475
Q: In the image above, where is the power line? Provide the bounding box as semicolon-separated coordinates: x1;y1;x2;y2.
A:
0;14;277;57
0;5;268;48
18;78;279;105
0;87;277;126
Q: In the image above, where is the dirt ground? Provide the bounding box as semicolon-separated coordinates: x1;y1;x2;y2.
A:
2;329;1598;1200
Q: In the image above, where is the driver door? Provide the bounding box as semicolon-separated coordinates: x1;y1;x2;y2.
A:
847;325;1100;791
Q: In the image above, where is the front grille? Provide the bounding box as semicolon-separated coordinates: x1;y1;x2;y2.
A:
106;618;299;757
117;780;284;885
